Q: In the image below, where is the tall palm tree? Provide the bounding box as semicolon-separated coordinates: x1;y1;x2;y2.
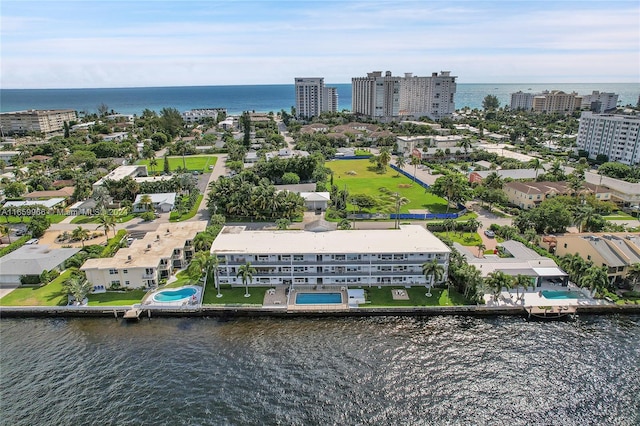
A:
457;138;473;156
422;258;444;297
71;226;89;248
529;158;542;179
442;218;456;236
513;274;533;302
484;271;513;302
465;218;482;233
476;243;486;258
188;250;221;297
573;205;595;233
236;261;256;298
95;211;116;238
395;155;406;176
410;155;421;183
139;194;153;212
149;157;158;175
580;266;610;296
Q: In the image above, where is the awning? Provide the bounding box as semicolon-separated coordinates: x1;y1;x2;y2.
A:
532;267;567;277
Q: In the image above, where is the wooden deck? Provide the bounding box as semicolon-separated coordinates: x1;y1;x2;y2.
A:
123;308;142;320
526;305;577;319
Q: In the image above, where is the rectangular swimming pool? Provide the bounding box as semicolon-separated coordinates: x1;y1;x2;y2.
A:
295;292;342;304
541;290;584;299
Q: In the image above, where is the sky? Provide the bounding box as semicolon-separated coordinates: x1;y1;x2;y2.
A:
1;0;639;89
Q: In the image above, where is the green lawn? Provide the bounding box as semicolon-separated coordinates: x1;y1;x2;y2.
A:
327;160;453;214
364;286;471;307
202;284;268;305
603;212;636;220
0;214;66;224
0;270;72;306
87;290;147;306
434;231;482;246
138;155;217;173
170;195;204;222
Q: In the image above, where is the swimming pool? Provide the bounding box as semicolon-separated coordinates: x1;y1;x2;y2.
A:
295;293;342;304
153;287;197;303
541;290;584;300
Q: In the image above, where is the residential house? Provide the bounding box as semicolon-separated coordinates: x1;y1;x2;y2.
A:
0;245;80;287
133;192;177;213
504;181;610;210
81;221;206;290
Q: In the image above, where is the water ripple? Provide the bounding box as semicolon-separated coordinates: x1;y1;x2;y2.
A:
1;315;639;425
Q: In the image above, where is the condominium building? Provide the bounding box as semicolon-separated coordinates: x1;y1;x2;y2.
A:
532;91;582;114
294;78;338;118
181;108;225;123
504;181;611;210
211;225;450;287
576;112;640;165
510;91;536;111
399;72;457;120
352;71;456;122
540;234;640;283
0;109;77;135
351;71;401;122
81;221;207;290
580;91;619;113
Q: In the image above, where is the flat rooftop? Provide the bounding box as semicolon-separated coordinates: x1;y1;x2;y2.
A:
81;221;207;270
211;225;451;255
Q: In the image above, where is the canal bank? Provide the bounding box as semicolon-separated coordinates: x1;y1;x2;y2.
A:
1;303;639;319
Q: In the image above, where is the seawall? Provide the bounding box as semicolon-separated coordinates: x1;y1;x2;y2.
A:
1;304;639;319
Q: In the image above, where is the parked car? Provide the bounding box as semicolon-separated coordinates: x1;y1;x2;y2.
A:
15;229;25;237
484;230;495;238
25;238;39;245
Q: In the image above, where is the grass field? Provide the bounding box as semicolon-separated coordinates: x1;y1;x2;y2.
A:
87;290;147;306
327;160;453;214
202;284;268;305
364;286;470;307
0;214;66;224
138;155;217;173
0;270;72;306
434;231;482;246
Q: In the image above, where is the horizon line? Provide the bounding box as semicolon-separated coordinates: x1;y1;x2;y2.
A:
2;82;638;91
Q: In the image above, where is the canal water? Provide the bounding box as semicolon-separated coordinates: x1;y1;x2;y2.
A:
1;315;639;425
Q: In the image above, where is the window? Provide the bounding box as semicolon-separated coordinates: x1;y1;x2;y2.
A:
563;243;567;248
109;269;117;275
123;269;128;274
111;280;120;286
125;281;130;286
587;255;591;260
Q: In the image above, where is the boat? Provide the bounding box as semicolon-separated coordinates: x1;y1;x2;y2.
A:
525;305;576;320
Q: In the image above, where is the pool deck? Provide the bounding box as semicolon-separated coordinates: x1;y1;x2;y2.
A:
483;286;609;310
143;285;202;307
285;288;349;312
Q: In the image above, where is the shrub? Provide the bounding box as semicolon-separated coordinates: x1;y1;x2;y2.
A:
140;211;155;221
0;235;30;257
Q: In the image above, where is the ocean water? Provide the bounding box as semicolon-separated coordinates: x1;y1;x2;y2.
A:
1;315;639;425
1;83;638;116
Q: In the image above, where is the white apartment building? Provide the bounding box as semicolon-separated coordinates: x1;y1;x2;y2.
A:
211;225;450;287
81;221;206;290
399;72;457;120
510;91;536;111
0;109;77;135
532;91;582;114
352;71;401;122
294;78;337;118
580;91;619;113
577;112;640;165
181;109;225;123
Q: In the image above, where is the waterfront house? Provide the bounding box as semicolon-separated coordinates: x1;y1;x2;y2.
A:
132;192;177;213
210;225;450;288
81;221;206;290
0;245;80;287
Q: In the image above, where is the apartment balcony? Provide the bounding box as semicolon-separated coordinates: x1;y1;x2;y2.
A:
224;258;439;266
142;273;155;279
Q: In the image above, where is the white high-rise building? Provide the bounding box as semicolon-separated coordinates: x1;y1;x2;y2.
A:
352;70;455;122
576;112;640;165
580;91;619;113
352;71;401;122
295;77;324;118
510;91;537;111
399;72;457;120
294;77;338;118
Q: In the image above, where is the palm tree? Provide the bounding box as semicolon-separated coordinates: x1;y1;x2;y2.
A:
95;211;116;238
149;157;158;175
188;250;221;297
529;158;542;179
573;205;595;233
457;138;473;156
626;263;640;290
580;266;610;296
0;224;11;244
395;155;406;176
465;218;482;233
410;155;421;183
138;194;153;212
71;226;89;248
476;243;486;258
484;270;513;302
513;274;533;302
483;172;504;190
443;218;456;236
236;261;256;298
422;258;444;297
64;273;93;306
